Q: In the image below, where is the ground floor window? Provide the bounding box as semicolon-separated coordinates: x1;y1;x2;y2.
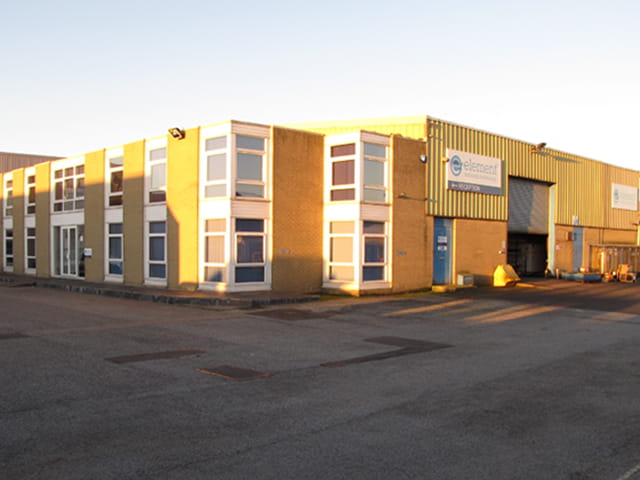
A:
235;218;265;283
4;228;13;269
329;221;354;281
363;221;386;281
108;223;123;276
203;219;226;283
148;221;166;279
26;228;36;271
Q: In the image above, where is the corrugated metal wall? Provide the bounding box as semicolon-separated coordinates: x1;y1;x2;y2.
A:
307;116;639;230
0;152;61;173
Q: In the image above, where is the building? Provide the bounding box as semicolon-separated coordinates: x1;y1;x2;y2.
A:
1;116;639;295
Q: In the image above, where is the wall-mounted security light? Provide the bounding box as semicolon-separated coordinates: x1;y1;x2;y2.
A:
419;155;428;164
530;142;546;153
168;127;186;140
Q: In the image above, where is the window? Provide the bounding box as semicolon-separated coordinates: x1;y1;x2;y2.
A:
4;228;13;269
330;144;356;201
25;227;36;271
203;219;226;282
26;174;36;214
148;148;167;203
4;178;13;216
204;136;228;198
363;221;386;281
148;221;166;278
235;218;265;282
235;135;266;198
108;223;123;275
107;155;124;206
328;221;354;281
363;143;387;202
53;165;84;212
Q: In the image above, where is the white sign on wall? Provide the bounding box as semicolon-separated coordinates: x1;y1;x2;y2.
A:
611;183;638;211
445;149;503;195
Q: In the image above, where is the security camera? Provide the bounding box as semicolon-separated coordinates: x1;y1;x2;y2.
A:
168;127;186;140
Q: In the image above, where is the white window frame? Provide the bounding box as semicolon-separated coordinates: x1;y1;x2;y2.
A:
327;220;355;282
146;220;167;284
25;225;36;274
234;218;267;284
105;147;124;208
362;221;387;283
362;143;388;203
201;133;230;199
202;218;227;284
105;222;124;282
51;157;85;213
25;169;36;215
4;174;13;217
234;135;267;199
327;143;357;202
4;226;14;271
145;138;167;205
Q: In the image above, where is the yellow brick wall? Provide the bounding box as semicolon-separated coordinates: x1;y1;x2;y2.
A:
391;135;430;292
455;218;507;285
123;140;145;286
35;163;51;277
11;169;25;274
167;128;199;290
83;150;105;282
270;126;324;293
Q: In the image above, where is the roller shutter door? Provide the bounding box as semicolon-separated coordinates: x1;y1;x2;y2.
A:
508;178;549;234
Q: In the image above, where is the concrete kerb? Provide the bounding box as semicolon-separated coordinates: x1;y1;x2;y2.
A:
0;273;320;309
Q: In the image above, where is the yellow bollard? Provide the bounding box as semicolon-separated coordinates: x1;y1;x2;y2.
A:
493;264;521;287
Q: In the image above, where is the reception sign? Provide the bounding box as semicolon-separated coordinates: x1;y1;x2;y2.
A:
446;149;503;195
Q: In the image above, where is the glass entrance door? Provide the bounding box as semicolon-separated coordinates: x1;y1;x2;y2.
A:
61;226;77;276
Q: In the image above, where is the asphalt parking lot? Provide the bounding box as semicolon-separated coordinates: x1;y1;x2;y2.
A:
1;280;639;480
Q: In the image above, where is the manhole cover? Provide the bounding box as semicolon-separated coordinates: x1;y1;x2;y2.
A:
106;349;206;364
197;365;271;381
249;308;329;321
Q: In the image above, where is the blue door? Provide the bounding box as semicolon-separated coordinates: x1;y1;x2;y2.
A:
433;218;452;285
573;227;583;271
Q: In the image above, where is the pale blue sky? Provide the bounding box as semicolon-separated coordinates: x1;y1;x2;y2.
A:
1;0;639;171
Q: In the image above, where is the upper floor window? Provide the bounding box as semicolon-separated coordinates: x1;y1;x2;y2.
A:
201;132;268;200
235;136;266;198
53;165;84;212
330;144;356;201
107;154;124;206
25;174;36;215
148;147;167;203
4;178;13;216
203;136;227;198
363;143;387;202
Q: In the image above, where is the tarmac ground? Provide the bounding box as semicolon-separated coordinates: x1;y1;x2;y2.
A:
1;277;639;479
